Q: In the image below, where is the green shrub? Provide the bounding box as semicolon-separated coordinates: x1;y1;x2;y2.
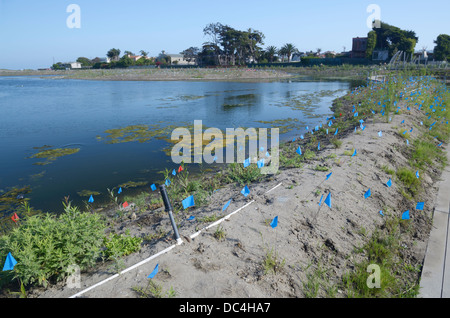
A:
103;231;143;260
0;204;106;287
224;163;262;185
396;167;420;196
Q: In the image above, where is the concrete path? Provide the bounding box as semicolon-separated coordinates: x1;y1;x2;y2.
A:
419;145;450;298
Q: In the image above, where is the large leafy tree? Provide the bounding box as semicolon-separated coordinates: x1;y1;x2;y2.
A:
433;34;450;61
181;47;200;64
76;57;92;67
370;22;418;58
201;22;265;66
107;48;121;61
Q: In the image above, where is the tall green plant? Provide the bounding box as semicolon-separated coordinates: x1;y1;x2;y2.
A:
0;203;106;287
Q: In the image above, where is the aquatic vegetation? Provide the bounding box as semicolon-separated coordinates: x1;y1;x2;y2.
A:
77;190;102;197
118;180;149;189
28;146;80;165
0;187;31;213
256;118;304;134
96;122;189;145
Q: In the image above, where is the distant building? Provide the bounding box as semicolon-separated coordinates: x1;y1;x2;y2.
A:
291;52;307;62
128;55;142;61
69;62;82;69
372;49;389;61
351;37;368;58
94;57;111;64
166;54;196;65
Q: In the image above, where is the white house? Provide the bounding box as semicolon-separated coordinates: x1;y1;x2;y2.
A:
69;62;82;69
166;54;196;65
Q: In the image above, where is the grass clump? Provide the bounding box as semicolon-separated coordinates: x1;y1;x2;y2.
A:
396;167;421;197
224;163;262;186
262;248;285;275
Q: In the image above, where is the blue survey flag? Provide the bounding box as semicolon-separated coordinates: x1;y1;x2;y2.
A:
324;193;331;208
182;195;195;209
364;188;371;199
187;216;195;221
334;128;339;136
378;131;382;137
416;170;420;179
257;158;265;168
88;195;94;203
2;252;17;271
147;264;159;279
118;187;122;194
386;179;392;187
243;158;250;168
300;135;304;140
352;149;357;157
172;169;176;176
379;210;384;216
296;146;302;156
416;202;424;210
241;185;250;197
223;199;231;211
402;210;410;220
165;179;171;186
319;194;324;206
326;172;332;180
318;142;320;150
151;184;157;191
270;216;278;229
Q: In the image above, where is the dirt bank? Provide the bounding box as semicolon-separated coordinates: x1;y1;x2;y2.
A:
26;75;448;299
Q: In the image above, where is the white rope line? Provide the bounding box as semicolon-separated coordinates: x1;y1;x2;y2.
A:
69;181;283;298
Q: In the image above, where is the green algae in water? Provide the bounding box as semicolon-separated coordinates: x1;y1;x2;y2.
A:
0;186;31;213
96;122;190;145
28;146;80;165
118;180;148;189
256;118;304;134
77;190;102;197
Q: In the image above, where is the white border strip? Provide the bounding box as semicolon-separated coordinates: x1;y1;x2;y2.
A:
69;182;283;298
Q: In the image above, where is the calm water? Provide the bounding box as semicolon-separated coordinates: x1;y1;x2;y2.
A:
0;76;355;213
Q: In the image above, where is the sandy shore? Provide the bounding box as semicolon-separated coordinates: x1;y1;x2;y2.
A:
24;75;447;300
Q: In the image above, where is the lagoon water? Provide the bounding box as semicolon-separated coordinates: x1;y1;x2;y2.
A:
0;75;354;213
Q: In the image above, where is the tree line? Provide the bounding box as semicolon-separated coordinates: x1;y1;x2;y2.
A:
181;22;309;66
51;21;449;70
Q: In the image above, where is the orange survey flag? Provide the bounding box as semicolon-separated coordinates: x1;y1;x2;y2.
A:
123;202;129;208
177;165;183;173
11;213;19;222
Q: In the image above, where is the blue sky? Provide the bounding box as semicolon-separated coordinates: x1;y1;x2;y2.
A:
0;0;448;69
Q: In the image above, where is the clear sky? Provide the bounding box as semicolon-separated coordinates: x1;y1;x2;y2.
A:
0;0;448;69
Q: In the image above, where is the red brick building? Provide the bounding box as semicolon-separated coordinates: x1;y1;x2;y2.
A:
351;37;368;58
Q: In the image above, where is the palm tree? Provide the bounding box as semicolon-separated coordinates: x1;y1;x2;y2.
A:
281;43;297;62
265;46;278;63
